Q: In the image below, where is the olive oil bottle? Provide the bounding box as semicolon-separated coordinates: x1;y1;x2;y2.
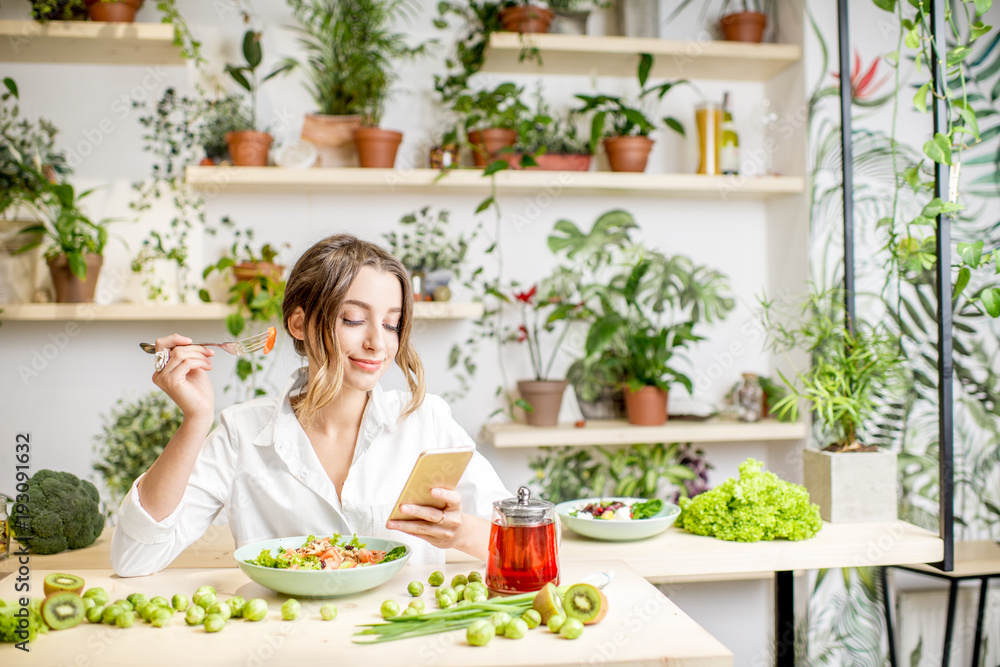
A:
720;92;740;175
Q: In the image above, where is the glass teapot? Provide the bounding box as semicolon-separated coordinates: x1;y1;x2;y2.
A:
485;486;559;595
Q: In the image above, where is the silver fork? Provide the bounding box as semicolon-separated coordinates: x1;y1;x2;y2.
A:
139;327;275;357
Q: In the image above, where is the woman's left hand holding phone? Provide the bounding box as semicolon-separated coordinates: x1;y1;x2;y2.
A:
388;489;490;560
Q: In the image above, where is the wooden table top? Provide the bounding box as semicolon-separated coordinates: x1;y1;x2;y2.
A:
0;561;733;667
9;519;943;584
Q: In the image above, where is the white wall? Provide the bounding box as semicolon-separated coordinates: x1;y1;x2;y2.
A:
0;1;816;663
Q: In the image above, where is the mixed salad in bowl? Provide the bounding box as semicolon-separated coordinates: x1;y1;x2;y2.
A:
569;499;664;522
556;497;680;542
246;534;407;571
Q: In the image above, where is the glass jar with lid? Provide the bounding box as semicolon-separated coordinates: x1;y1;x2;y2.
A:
486;486;559;595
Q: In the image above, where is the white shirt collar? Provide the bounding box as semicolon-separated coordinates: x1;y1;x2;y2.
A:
252;368;398;448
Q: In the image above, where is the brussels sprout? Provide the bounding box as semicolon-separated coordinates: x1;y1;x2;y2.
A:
428;571;445;587
243;599;268;622
83;597;96;610
453;584;466;596
466;619;495;646
208;601;232;621
83;588;109;606
408;600;425;614
467;571;483;584
150;607;173;628
401;606;420;618
281;598;301;621
505;617;528;639
463;582;488;603
149;596;170;609
522;609;542;629
320;604;337;621
85;605;104;624
114;599;133;612
171;594;189;612
195;585;216;598
101;605;123;625
380;600;400;619
126;593;147;609
450;574;468;588
193;591;217;610
407;581;424;597
185;605;206;626
140;603;163;622
559;617;584;639
489;611;512;636
204;613;225;633
115;611;136;629
227;595;246;618
547;614;566;633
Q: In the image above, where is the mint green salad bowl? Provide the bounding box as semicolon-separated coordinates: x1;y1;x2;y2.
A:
234;535;411;598
556;497;681;542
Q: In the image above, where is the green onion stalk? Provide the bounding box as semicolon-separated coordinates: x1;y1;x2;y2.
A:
353;588;565;644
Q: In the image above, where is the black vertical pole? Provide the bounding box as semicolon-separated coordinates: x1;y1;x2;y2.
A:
838;0;856;326
930;0;955;573
774;571;795;667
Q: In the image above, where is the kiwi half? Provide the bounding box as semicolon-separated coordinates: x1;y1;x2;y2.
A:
562;583;608;625
40;592;86;630
531;583;565;624
43;573;85;597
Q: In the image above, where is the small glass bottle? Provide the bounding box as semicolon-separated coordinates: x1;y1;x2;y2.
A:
0;494;9;561
720;92;740;176
735;373;764;422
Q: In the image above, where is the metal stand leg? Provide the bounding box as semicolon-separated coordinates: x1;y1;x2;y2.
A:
970;578;988;667
775;570;795;667
942;579;959;667
881;567;899;667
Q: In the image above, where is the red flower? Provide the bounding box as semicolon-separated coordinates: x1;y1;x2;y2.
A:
517;325;528;342
831;50;890;101
514;286;537;304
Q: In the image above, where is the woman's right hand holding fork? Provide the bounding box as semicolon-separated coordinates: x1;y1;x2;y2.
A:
152;334;216;423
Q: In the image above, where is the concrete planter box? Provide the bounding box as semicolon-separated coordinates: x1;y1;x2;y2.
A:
802;448;898;523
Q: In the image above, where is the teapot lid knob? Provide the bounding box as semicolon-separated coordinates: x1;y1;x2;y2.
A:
517;486;530;505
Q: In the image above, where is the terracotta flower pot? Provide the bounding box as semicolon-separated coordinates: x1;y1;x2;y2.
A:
528;154;592;171
720;11;767;43
355;127;404;168
225;131;272;167
301;113;362;168
603;136;654;173
517;379;568;427
468;129;518;168
623;385;668;426
85;0;143;22
500;5;554;33
47;254;103;303
233;262;284;284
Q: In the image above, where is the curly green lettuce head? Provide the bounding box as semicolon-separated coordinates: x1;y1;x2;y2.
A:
676;458;822;542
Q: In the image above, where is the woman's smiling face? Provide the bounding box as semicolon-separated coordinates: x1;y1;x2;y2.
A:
335;265;402;393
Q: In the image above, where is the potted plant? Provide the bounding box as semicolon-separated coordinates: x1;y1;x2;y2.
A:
223;30;286;167
455;82;529;168
763;290;903;523
279;0;427;168
505;281;582;426
499;0;554;33
93;392;185;505
29;0;88;21
14;174;112;303
195;95;253;166
665;0;777;43
200;224;286;397
547;210;735;420
575;56;688;172
128;228;189;304
382;207;475;301
515;96;592;171
546;0;606;35
83;0;142;22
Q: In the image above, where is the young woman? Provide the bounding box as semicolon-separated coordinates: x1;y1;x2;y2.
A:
111;234;510;577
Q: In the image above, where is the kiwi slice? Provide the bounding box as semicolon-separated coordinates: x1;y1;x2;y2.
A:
531;583;565;624
43;573;85;597
40;592;86;630
562;583;608;625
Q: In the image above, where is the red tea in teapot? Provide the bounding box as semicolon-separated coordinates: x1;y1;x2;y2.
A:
486;521;559;595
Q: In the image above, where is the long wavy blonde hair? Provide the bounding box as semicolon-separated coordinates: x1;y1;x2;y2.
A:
282;234;425;427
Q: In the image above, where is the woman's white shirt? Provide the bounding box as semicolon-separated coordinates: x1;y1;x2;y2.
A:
111;369;512;577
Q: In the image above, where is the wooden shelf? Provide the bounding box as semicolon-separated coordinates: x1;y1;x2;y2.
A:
0;301;483;321
0;20;184;65
482;418;808;448
482;33;801;81
186;166;804;199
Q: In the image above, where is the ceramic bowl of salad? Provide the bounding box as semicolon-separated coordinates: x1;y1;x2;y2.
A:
555;497;681;542
234;534;411;598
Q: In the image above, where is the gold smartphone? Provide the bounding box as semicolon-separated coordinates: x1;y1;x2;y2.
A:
387;448;474;522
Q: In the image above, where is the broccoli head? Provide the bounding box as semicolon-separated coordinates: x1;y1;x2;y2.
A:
20;469;104;555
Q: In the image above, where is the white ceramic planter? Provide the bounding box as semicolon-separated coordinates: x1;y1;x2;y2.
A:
802;448;898;523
